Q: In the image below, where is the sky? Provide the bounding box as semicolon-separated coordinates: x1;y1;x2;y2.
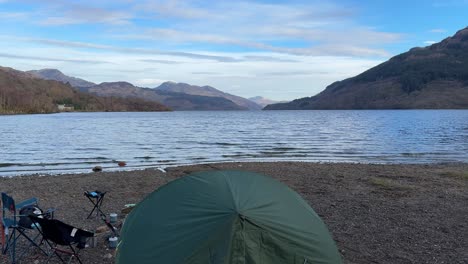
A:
0;0;467;101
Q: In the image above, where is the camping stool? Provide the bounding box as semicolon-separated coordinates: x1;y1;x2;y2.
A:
84;191;106;219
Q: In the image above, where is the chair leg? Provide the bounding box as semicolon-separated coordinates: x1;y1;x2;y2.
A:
14;231;48;262
86;195;106;219
46;246;66;264
97;196;106;217
4;228;19;264
86;196;99;219
9;227;16;264
16;228;49;256
68;245;82;264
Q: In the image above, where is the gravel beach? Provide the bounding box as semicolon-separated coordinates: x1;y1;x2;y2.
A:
1;162;467;264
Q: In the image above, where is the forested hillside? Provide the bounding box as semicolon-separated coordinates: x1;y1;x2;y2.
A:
0;67;170;114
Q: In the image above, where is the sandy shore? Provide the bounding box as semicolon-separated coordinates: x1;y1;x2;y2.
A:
1;162;467;264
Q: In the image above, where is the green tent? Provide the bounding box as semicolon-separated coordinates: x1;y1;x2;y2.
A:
116;170;342;264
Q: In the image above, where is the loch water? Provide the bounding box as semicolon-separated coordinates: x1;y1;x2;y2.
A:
0;110;467;176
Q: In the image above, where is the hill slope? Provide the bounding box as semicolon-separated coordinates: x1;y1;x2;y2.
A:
28;69;96;88
83;82;245;111
249;96;285;107
29;70;258;110
265;27;468;110
157;82;262;110
0;67;169;114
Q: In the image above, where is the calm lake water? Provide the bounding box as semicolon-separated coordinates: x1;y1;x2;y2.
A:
0;110;467;176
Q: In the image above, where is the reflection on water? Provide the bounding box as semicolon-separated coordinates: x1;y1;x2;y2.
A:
0;110;467;176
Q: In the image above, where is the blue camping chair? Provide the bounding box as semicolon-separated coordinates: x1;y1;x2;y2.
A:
1;193;51;263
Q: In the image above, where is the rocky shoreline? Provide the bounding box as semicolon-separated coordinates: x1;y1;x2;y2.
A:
1;162;467;263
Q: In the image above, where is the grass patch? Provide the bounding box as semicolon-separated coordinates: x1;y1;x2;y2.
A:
440;171;468;180
369;177;412;190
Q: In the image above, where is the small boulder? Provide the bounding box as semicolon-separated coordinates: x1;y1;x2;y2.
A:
92;166;103;172
118;161;127;167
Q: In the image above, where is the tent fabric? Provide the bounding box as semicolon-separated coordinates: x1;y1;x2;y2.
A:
116;170;342;264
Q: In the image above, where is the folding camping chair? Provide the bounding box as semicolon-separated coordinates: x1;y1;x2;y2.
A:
30;216;94;264
84;191;106;219
1;193;49;263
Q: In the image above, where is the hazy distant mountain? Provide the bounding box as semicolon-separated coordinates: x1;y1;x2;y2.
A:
84;82;245;110
0;67;169;114
28;69;96;88
29;69;263;110
157;82;262;110
248;96;285;107
265;27;468;110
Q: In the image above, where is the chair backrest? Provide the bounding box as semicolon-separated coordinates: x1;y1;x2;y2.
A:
2;193;39;225
2;193;15;212
30;216;94;247
2;193;17;224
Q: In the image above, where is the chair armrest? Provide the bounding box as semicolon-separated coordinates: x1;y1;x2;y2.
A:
43;208;56;219
16;197;38;209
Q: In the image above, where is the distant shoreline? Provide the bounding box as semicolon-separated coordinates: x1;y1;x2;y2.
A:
0;161;466;263
2;108;468;116
0;109;173;115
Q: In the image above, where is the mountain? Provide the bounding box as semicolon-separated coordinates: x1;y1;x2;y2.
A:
157;82;262;110
265;27;468;110
248;96;285;107
29;69;260;110
0;67;169;114
82;82;245;111
28;69;96;88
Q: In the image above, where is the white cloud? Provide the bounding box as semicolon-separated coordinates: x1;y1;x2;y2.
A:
0;35;384;100
0;0;404;100
135;0;213;19
0;36;240;62
429;28;446;33
423;40;437;45
116;27;397;57
0;52;108;64
134;78;170;87
4;0;402;57
39;6;132;25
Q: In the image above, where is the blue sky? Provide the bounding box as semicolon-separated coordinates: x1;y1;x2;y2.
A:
0;0;467;100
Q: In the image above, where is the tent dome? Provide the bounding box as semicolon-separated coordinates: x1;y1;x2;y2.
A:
116;170;342;264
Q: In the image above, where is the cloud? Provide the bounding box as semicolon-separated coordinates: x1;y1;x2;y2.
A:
140;59;182;64
260;71;319;77
5;36;240;62
242;56;298;62
0;52;108;64
423;40;437;45
39;6;132;25
116;27;396;57
0;0;406;100
3;1;402;58
108;1;401;57
136;0;212;19
429;28;447;33
134;78;170;87
3;0;134;26
191;71;222;75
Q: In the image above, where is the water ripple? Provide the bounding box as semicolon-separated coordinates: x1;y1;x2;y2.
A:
0;110;467;176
